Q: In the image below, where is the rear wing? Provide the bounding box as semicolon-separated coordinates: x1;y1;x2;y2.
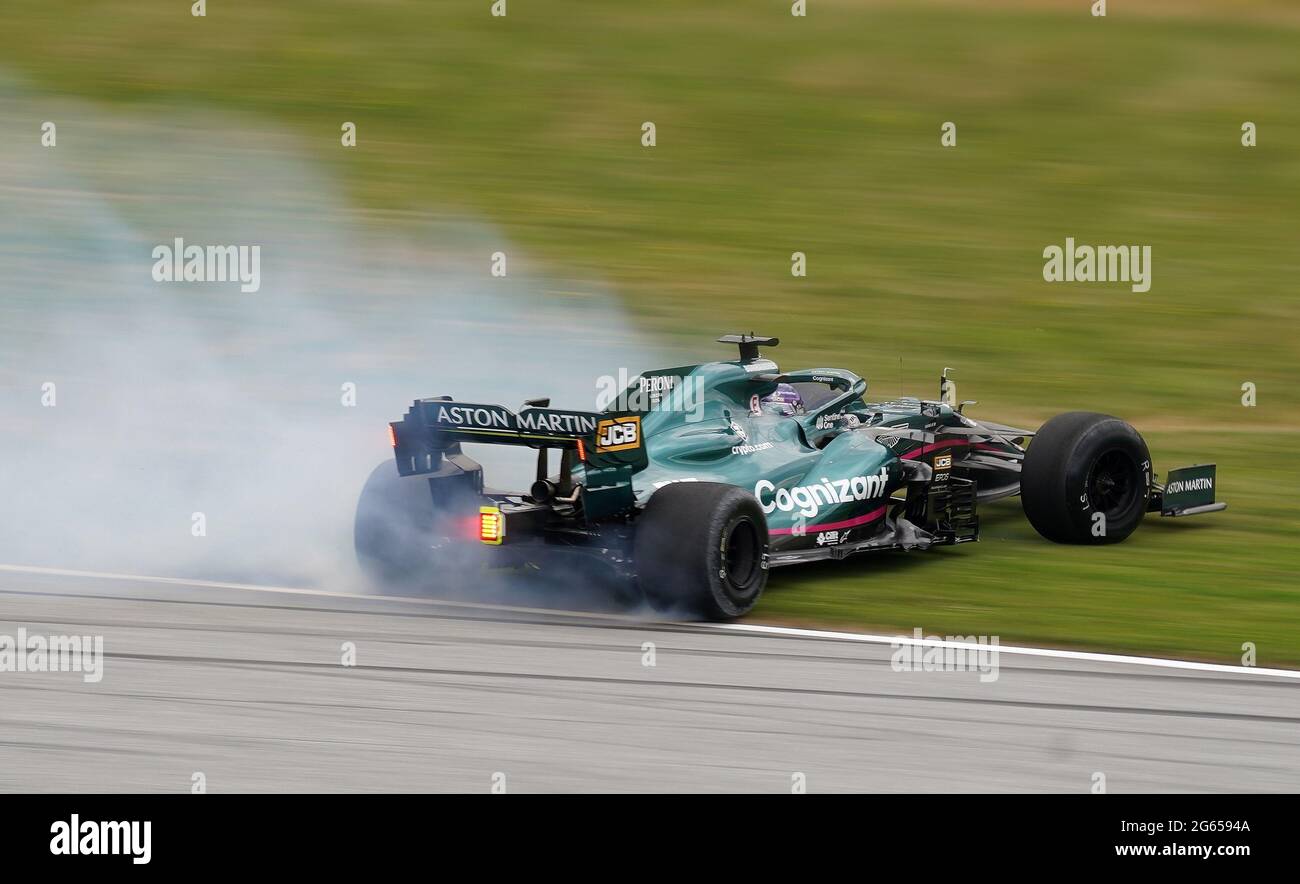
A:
389;399;648;514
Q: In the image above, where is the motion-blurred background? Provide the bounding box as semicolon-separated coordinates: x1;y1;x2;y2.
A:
1;0;1297;662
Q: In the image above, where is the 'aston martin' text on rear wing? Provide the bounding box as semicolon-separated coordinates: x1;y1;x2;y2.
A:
389;398;648;478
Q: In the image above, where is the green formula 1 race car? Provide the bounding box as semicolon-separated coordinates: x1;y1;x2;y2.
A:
355;335;1225;618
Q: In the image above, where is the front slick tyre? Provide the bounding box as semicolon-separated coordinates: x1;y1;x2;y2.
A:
635;482;769;620
1021;411;1151;544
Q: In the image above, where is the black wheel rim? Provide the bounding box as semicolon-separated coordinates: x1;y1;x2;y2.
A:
722;517;761;598
1086;449;1140;516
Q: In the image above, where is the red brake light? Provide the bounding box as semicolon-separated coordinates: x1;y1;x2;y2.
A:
479;506;504;545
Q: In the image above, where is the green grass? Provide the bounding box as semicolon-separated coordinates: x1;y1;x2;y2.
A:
4;0;1299;663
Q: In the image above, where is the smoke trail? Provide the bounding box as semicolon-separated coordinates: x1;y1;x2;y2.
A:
0;75;663;594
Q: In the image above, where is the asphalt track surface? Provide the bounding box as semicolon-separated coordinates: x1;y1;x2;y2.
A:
1;566;1298;793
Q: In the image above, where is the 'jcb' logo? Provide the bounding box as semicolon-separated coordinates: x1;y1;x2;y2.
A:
934;454;952;470
596;416;641;452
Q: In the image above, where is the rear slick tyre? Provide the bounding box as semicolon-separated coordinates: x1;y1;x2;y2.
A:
354;460;482;590
634;482;769;619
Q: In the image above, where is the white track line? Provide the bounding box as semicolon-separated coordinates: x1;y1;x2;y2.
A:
2;563;1297;680
710;623;1300;680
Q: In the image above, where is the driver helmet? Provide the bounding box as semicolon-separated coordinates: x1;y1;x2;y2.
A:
760;383;805;416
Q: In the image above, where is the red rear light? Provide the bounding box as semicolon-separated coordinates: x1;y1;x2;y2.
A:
388;425;398;448
575;438;586;462
479;506;505;545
